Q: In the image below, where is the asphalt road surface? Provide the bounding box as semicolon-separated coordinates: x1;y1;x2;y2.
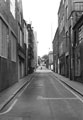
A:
0;67;83;120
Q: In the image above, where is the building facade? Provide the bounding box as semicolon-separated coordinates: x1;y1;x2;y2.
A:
53;0;83;82
0;0;18;91
33;31;38;69
0;0;37;92
23;20;29;75
48;51;53;70
73;15;83;82
52;28;59;73
58;0;66;76
66;0;83;80
27;24;34;74
17;0;26;79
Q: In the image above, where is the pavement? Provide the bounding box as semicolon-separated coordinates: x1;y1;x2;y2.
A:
0;69;83;112
0;73;35;111
52;72;83;96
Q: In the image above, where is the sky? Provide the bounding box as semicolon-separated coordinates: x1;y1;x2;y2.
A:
22;0;61;57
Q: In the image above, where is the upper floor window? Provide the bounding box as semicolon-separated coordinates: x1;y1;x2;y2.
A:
59;15;64;33
78;25;83;44
20;13;22;24
0;19;9;58
10;0;15;18
66;31;69;47
11;32;16;62
74;2;83;11
66;6;68;21
20;29;23;47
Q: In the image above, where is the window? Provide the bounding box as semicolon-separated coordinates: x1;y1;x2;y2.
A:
24;25;28;47
20;30;22;47
11;32;16;62
59;16;64;33
78;25;83;43
66;31;69;47
0;19;8;58
74;2;83;11
66;6;68;21
10;0;15;18
20;13;22;24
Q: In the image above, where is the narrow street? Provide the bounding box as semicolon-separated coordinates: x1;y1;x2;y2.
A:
0;67;83;120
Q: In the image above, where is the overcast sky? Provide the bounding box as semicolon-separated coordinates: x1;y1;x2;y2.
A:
22;0;61;57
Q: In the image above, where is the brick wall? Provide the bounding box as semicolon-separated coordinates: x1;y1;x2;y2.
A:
0;0;18;92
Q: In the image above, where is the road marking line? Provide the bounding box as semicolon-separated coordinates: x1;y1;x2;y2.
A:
37;96;78;100
0;76;35;115
18;82;30;97
0;99;18;115
18;76;36;97
54;76;83;103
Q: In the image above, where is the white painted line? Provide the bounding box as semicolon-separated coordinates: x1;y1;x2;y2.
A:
37;96;78;100
0;76;35;115
18;82;30;97
0;99;18;115
18;76;35;97
55;77;83;103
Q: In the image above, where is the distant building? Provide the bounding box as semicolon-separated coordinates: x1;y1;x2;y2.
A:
48;51;53;70
33;31;38;69
52;28;59;73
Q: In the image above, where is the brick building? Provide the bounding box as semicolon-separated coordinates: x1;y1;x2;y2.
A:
65;0;83;80
58;0;66;76
27;24;34;74
53;0;83;82
48;51;53;70
0;0;18;91
73;15;83;82
23;20;29;75
33;31;38;69
17;0;26;79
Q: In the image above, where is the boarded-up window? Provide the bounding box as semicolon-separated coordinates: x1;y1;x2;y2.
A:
11;32;16;62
